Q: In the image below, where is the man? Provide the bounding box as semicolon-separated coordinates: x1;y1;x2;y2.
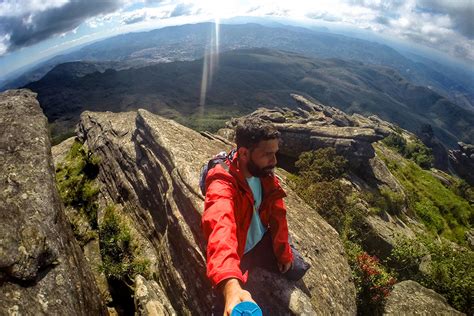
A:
201;117;309;315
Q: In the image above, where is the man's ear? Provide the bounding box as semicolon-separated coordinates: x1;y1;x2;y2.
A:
238;147;249;162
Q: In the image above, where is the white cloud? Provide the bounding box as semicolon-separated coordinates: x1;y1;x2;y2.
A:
0;33;10;55
299;0;473;63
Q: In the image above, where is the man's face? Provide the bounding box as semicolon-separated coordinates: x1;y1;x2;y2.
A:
245;139;279;177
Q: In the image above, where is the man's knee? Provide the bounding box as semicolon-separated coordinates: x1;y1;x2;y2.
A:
284;245;310;281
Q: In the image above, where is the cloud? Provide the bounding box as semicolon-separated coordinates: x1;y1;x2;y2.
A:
123;12;147;24
416;0;474;39
0;33;10;55
374;15;390;25
347;0;405;12
306;12;342;23
169;3;194;18
0;0;123;54
303;0;474;63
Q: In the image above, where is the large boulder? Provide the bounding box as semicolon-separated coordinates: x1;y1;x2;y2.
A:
0;89;105;315
77;108;357;314
383;280;464;315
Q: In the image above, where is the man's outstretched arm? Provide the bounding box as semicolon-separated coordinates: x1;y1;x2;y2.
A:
202;175;246;286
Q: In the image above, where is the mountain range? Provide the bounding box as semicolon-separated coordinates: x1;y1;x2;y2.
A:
25;48;473;149
4;22;473;112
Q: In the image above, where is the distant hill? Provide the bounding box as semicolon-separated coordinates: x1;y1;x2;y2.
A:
25;48;473;148
6;22;473;110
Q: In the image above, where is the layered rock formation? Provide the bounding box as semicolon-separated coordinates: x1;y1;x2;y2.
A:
449;142;474;185
76;108;357;314
383;280;464;315
0;89;104;315
218;94;391;172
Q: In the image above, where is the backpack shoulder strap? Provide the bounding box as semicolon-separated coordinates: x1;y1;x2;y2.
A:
217;160;229;173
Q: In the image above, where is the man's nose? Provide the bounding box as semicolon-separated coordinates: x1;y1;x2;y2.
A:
270;154;277;165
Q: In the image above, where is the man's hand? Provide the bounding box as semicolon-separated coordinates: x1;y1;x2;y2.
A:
278;260;292;274
222;278;255;316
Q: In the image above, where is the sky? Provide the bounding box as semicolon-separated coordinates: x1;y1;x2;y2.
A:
0;0;473;78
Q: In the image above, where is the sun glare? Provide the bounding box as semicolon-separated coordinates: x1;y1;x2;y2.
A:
198;0;240;19
198;0;232;107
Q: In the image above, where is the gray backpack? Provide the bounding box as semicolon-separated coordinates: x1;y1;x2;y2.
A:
199;150;235;195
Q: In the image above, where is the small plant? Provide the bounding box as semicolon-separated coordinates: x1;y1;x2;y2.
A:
353;252;397;313
99;205;150;284
383;133;406;153
365;187;405;215
404;139;433;169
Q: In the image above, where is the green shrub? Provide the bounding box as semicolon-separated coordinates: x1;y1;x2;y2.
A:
414;199;445;234
290;148;349;231
390;236;474;314
382;133;433;169
365;187;405;215
291;148;400;313
383;133;406;153
56;140;100;229
450;179;474;204
99;205;150;283
294;147;348;182
404;139;433;169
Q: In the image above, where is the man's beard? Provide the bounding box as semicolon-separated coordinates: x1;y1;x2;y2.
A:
247;158;275;177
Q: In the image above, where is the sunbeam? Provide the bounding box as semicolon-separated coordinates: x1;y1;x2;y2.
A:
199;18;220;107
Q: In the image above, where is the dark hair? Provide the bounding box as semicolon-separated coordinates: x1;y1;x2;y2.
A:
235;117;280;149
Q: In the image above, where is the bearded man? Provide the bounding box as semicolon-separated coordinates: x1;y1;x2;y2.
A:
202;117;310;315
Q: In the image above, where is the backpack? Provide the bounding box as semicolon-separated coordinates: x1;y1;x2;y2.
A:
199;150;235;196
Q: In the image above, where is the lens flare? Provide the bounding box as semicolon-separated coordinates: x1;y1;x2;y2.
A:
199;18;220;107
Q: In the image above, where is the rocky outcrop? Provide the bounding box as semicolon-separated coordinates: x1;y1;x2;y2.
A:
383;280;464;315
449;142;474;185
0;89;104;315
77;108;357;314
218;94;391;173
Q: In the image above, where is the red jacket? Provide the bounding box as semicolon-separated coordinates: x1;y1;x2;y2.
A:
201;151;293;288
